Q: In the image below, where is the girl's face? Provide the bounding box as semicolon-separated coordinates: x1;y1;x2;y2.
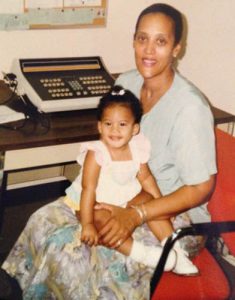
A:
133;13;181;80
98;104;139;150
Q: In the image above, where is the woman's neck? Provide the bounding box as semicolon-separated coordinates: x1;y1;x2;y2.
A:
141;69;175;113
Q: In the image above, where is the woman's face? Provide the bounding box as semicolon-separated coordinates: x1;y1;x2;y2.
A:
133;13;181;80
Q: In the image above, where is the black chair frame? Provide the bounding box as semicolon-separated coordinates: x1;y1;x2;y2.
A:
150;221;235;300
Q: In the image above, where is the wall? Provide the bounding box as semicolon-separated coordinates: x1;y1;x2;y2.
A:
0;0;234;115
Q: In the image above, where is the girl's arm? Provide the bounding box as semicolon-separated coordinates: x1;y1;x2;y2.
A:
137;163;161;198
127;163;161;207
80;150;100;245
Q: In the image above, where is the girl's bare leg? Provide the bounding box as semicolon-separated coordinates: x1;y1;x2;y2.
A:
127;190;174;241
93;209;176;269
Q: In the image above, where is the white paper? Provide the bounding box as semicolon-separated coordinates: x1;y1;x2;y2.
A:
64;0;102;6
0;0;102;13
25;0;101;9
0;0;23;14
25;0;63;9
0;106;25;124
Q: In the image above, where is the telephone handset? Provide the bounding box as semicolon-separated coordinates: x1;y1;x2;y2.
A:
0;75;26;124
0;80;11;102
0;74;49;131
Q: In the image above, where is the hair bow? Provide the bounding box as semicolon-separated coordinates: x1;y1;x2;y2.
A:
111;89;125;96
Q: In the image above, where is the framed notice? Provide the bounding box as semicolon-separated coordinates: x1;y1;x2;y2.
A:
0;0;107;30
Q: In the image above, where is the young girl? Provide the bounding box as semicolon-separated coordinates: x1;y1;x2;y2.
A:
64;85;198;274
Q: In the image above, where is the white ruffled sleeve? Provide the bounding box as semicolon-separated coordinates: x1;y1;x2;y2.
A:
131;133;151;163
76;141;107;166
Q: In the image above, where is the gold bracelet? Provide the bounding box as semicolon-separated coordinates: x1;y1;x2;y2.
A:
130;205;145;225
141;204;147;223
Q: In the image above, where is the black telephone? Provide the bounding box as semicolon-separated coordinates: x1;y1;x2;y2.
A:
1;73;38;114
0;74;49;132
0;73;17;105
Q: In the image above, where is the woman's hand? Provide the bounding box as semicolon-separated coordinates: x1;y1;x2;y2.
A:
95;203;140;248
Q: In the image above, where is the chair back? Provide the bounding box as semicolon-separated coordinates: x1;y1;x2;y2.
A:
208;128;235;255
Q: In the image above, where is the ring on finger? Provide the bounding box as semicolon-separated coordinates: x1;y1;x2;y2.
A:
116;240;122;248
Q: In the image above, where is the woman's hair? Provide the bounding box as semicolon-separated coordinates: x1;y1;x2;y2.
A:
134;3;183;45
97;85;143;123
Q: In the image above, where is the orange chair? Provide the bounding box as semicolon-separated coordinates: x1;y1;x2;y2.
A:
150;129;235;300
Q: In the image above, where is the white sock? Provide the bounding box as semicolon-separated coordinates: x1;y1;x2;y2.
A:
129;240;176;270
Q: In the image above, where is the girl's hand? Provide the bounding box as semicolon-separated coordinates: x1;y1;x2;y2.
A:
81;223;99;246
95;203;140;248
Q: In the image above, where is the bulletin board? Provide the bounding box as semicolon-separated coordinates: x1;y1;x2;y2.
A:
0;0;107;30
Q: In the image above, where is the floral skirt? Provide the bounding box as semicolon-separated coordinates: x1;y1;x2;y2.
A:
2;198;203;300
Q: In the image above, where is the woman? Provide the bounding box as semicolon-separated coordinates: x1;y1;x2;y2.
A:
98;3;216;252
1;3;216;300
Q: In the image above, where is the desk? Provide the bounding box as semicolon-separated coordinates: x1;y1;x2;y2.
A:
0;109;99;229
0;105;234;229
0;109;99;170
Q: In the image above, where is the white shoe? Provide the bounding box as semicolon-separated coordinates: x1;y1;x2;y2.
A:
161;239;199;276
173;242;199;276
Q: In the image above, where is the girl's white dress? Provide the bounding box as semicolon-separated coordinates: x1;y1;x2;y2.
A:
64;133;151;211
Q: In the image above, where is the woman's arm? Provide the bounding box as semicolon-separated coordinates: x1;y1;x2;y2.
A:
142;174;215;220
97;175;215;247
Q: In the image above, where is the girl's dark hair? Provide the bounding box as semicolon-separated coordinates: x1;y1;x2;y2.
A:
134;3;183;45
97;85;143;123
